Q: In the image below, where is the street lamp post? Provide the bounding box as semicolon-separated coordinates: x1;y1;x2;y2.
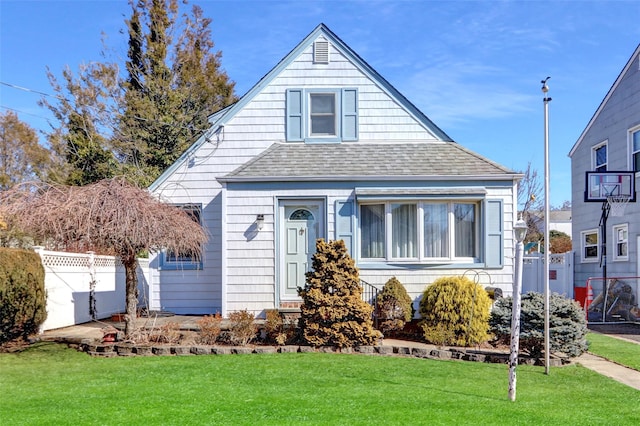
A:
542;77;552;375
508;218;528;401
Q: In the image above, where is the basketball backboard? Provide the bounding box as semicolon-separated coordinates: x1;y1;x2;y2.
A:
584;171;636;202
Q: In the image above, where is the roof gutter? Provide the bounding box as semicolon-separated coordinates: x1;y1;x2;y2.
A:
218;173;524;183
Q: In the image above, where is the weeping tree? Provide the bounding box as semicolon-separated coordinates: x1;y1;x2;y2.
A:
0;177;207;336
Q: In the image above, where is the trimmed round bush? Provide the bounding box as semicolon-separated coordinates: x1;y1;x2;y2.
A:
375;277;414;336
0;248;47;344
419;276;491;347
490;291;588;357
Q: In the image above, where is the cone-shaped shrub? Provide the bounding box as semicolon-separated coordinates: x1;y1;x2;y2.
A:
490;291;588;357
419;276;491;346
0;248;47;344
375;277;414;336
298;239;381;347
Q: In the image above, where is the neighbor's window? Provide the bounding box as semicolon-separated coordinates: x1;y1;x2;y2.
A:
612;224;628;261
309;93;336;136
593;142;607;172
360;201;479;262
632;129;640;172
164;204;202;268
581;229;599;263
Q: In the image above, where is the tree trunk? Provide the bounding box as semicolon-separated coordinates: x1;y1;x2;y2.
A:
123;257;139;337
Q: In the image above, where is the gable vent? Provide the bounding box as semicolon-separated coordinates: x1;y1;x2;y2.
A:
314;40;330;64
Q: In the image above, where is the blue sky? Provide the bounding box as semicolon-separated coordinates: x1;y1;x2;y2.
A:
1;0;639;206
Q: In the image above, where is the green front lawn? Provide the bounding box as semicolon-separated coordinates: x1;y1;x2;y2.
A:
587;331;640;371
1;342;638;425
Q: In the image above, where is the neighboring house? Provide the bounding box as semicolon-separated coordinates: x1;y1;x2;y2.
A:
529;209;573;237
147;24;521;317
548;209;572;237
569;43;640;289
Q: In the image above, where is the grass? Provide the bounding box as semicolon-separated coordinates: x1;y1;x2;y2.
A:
587;331;640;371
1;342;639;425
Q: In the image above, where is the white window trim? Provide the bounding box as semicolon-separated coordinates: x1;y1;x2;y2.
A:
592;140;608;172
612;223;629;262
581;228;599;263
628;125;640;173
358;200;480;264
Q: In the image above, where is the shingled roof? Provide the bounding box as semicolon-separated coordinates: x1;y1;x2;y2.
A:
220;142;517;182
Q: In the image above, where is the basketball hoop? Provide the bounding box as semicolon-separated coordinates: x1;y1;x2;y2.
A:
607;195;630;217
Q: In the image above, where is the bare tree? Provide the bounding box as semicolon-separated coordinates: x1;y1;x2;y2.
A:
0;177;207;336
517;162;543;244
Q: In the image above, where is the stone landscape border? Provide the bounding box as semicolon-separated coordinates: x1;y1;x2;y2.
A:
71;339;565;367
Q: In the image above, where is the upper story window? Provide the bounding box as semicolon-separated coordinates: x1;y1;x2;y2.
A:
309;93;337;136
592;142;607;172
286;88;358;143
161;203;203;270
631;128;640;172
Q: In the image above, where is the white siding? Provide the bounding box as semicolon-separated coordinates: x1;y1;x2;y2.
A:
223;185;516;317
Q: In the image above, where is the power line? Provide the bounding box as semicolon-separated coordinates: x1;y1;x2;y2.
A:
0;81;66;100
1;80;210;132
0;105;53;123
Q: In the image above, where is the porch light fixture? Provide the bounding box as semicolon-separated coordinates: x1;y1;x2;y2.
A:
513;218;528;243
256;214;265;231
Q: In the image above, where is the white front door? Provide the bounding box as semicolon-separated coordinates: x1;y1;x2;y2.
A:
280;200;323;299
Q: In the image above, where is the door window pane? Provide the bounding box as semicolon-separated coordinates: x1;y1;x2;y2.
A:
392;204;417;258
361;204;385;258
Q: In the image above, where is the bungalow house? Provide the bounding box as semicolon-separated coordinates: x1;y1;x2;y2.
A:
147;24;522;317
568;43;640;311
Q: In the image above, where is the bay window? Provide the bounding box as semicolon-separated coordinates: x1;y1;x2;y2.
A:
360;201;480;262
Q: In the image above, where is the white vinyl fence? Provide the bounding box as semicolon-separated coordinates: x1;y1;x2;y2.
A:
34;247;149;331
522;252;573;298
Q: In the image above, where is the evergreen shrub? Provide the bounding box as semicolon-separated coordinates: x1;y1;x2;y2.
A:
0;248;47;344
375;277;414;336
489;291;588;357
419;276;491;346
298;239;382;348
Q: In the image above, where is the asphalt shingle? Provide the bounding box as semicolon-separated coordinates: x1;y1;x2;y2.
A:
223;142;517;181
